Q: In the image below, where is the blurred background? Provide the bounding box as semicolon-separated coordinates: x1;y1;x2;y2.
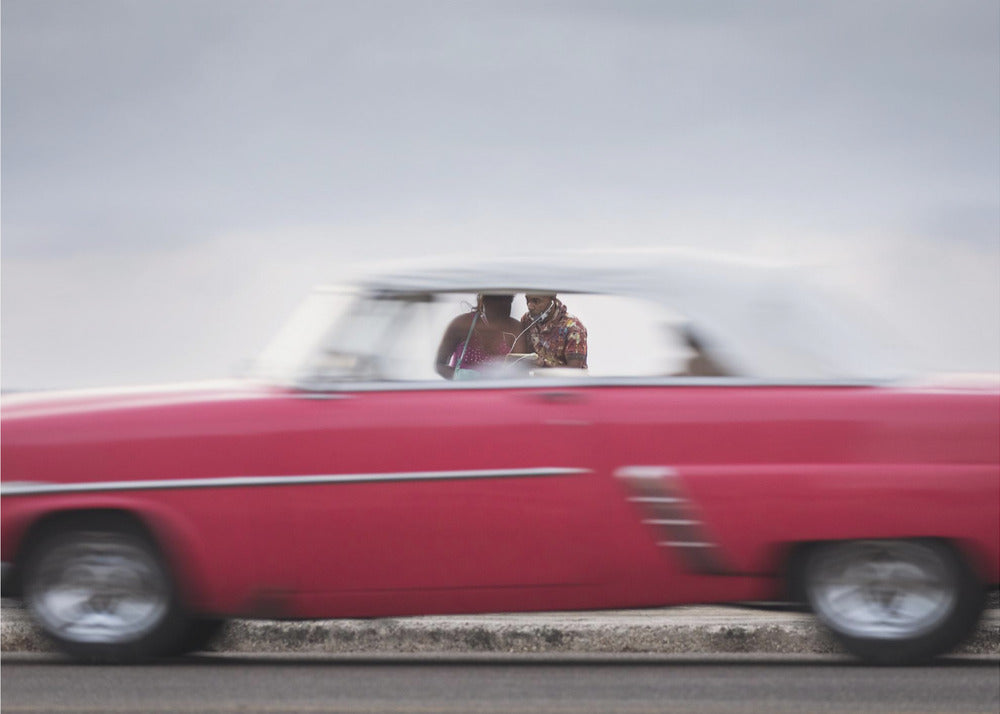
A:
2;0;998;390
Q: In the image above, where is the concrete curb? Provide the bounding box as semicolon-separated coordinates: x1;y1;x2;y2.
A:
3;606;999;656
214;615;844;655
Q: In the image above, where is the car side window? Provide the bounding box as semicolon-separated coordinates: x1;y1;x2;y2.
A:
290;291;734;384
308;293;474;382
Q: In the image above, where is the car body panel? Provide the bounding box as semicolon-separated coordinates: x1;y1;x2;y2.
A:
4;378;997;620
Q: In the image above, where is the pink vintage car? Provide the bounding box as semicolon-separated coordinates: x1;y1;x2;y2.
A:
2;250;998;664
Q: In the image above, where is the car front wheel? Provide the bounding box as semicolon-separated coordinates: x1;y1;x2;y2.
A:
22;524;188;663
803;539;984;665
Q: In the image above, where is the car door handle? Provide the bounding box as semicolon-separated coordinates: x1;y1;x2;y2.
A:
536;391;585;403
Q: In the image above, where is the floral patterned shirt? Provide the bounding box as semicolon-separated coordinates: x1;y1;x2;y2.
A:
520;299;587;368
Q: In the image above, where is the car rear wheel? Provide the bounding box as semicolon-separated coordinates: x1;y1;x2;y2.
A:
22;524;188;663
803;539;984;665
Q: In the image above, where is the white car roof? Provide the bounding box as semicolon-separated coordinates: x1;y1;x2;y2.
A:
335;248;907;381
353;248;778;296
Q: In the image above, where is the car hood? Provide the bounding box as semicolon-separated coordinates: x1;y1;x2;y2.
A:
1;379;286;421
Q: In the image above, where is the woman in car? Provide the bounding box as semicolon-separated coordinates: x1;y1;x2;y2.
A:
435;293;523;379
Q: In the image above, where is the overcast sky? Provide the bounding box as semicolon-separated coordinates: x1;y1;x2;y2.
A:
3;0;998;389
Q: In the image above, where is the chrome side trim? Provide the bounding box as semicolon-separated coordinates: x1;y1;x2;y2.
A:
290;375;886;393
644;519;701;526
0;467;589;498
628;496;686;504
294;393;354;400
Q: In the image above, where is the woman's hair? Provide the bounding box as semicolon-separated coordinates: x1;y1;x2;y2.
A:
477;293;515;317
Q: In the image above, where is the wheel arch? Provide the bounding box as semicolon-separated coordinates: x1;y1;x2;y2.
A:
6;504;212;612
781;536;989;604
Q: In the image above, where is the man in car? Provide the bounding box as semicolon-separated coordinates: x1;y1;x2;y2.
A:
518;293;587;369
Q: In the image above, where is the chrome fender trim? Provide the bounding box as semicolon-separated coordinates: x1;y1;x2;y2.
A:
1;467;590;497
616;466;732;575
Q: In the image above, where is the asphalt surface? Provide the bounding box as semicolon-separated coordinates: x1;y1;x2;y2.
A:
3;600;999;656
3;655;999;714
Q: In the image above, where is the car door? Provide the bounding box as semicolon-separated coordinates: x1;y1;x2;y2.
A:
263;384;615;605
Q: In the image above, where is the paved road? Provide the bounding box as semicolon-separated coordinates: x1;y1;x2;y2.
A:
3;654;998;714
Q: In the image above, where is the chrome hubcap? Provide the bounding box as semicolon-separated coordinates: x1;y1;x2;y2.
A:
807;541;956;639
27;533;169;644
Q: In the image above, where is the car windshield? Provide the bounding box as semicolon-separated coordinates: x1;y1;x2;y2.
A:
248;287;358;384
